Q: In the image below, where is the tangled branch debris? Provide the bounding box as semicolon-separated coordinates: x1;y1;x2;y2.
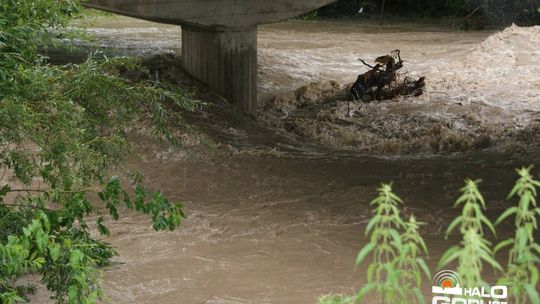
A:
349;50;425;103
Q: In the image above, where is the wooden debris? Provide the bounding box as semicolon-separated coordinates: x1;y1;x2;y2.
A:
349;50;425;103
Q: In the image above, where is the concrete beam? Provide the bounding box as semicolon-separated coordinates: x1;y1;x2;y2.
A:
83;0;337;30
83;0;338;114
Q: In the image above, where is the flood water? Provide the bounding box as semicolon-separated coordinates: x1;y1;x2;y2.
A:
34;16;540;303
98;139;533;304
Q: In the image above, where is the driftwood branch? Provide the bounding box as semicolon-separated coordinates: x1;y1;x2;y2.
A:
349;50;425;104
358;59;378;69
465;6;481;19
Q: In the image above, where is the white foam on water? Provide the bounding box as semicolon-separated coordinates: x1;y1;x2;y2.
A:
427;25;540;114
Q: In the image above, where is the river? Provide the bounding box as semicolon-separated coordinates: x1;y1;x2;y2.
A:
34;16;540;303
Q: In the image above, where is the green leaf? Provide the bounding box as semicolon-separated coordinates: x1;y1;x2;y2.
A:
48;243;60;262
355;242;375;267
493;238;513;254
69;249;83;268
388;229;402;247
0;185;10;198
356;283;376;302
495;207;518;225
480;215;497;236
445;217;462;238
96;216;110;236
416;257;431;281
525;284;540;304
478;250;502;271
413;287;425;304
438;246;460;269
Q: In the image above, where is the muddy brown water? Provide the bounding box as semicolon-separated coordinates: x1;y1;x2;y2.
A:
93;138;535;304
31;17;540;303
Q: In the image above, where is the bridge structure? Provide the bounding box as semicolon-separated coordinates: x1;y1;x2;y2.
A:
83;0;337;114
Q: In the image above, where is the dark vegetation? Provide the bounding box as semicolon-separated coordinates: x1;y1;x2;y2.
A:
314;0;540;28
0;1;197;303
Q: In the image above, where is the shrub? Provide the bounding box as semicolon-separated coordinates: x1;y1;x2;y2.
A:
321;167;540;304
495;167;540;304
1;0;197;302
438;179;502;289
354;183;429;303
396;216;431;303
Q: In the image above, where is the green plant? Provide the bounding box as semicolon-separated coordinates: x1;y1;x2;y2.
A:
438;179;502;289
495;166;540;304
355;183;405;302
321;168;540;304
353;183;429;303
396;216;431;303
1;0;197;302
445;0;472;15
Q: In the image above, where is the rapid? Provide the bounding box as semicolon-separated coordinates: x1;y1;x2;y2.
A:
34;16;540;303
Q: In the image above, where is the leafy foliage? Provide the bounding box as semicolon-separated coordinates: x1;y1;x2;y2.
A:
354;184;429;303
317;0;540;26
354;183;405;303
438;179;501;289
495;167;540;304
0;0;80;77
444;179;496;237
1;0;197;302
396;216;431;303
320;167;540;304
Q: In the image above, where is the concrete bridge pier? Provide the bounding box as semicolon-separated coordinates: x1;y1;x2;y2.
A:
82;0;338;115
181;26;257;114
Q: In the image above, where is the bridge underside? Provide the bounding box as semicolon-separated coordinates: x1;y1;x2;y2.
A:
84;0;337;114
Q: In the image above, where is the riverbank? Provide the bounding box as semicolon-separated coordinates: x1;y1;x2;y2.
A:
307;0;540;29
